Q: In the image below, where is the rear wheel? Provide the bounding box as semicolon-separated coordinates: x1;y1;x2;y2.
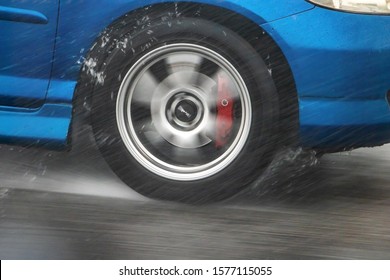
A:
90;13;279;203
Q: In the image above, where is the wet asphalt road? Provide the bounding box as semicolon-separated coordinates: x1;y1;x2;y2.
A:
1;128;390;259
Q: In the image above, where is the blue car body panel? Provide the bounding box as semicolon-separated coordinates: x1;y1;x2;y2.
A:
0;0;59;108
52;0;314;81
1;0;390;150
0;104;72;146
261;8;390;148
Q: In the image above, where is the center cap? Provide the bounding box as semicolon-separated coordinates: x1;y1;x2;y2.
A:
175;100;198;123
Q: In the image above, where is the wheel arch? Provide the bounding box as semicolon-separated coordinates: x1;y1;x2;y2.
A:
72;2;299;147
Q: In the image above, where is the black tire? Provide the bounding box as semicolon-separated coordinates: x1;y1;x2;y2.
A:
89;10;280;203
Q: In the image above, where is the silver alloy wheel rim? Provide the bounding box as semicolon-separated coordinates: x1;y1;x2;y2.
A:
116;43;252;181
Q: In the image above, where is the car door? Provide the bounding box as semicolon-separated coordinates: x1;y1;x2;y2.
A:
0;0;59;108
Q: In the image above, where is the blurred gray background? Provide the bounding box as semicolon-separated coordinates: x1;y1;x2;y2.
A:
1;127;390;259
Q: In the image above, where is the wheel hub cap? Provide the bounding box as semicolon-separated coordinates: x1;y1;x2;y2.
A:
167;93;203;130
175;99;197;123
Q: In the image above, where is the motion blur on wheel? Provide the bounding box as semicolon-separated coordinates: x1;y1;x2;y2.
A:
1;1;390;203
91;13;279;203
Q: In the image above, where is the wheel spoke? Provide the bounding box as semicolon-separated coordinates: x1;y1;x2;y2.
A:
143;129;166;146
131;102;151;122
199;68;223;94
166;53;203;73
170;132;195;148
170;145;205;165
136;120;155;133
164;130;210;149
202;112;217;140
149;58;170;83
132;70;160;105
198;58;220;79
168;71;199;87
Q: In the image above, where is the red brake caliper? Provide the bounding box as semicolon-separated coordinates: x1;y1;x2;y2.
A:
215;74;234;148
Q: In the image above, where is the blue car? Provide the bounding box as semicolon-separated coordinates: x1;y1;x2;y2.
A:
1;0;390;202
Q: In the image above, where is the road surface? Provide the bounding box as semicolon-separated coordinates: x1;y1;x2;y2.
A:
1;128;390;259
